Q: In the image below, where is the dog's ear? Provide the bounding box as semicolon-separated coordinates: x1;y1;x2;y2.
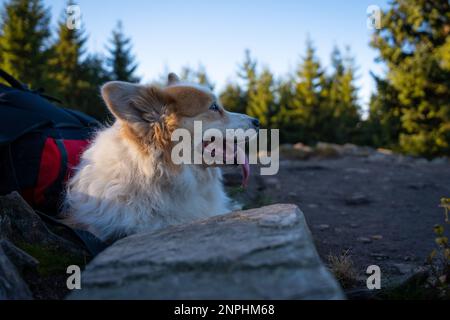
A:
102;81;172;123
167;73;180;86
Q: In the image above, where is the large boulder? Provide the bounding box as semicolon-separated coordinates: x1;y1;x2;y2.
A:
69;204;344;299
0;240;34;300
0;192;90;299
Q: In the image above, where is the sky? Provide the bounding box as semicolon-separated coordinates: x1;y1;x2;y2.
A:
42;0;390;111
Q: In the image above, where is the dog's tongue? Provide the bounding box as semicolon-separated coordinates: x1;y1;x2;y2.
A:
235;147;250;188
241;154;250;188
204;141;250;188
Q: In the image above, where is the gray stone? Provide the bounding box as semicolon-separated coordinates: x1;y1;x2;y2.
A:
0;192;87;257
431;157;449;165
345;194;371;206
393;263;416;275
357;237;372;244
69;204;344;300
316;224;330;231
0;240;39;274
0;244;33;300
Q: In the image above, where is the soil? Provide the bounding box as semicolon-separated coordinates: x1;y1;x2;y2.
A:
224;154;450;291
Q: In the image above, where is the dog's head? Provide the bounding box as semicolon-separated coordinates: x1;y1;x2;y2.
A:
101;73;259;185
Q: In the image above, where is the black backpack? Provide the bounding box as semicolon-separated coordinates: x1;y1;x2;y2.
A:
0;69;106;255
0;69;100;213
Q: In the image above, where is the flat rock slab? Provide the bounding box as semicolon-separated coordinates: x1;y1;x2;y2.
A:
69;204;344;299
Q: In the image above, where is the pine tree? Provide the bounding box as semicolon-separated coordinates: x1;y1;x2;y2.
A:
179;65;215;90
326;46;360;143
237;49;257;113
79;53;111;119
47;1;88;108
277;77;296;142
107;21;139;82
247;68;278;128
196;65;214;91
365;74;402;148
219;83;246;113
0;0;51;88
291;39;328;144
371;0;450;157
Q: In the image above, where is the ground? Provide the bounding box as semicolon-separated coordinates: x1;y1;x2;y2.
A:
2;145;449;299
224;149;450;294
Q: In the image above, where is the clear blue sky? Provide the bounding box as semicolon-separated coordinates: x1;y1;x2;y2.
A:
42;0;390;110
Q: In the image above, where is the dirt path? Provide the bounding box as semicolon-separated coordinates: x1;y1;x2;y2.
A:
225;153;450;289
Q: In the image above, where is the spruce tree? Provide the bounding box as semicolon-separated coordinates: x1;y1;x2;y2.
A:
365;74;402;148
179;65;215;90
79;53;111;119
47;1;88;108
291;40;328;144
107;21;139;82
371;0;450;157
326;46;360;143
219;83;246;114
0;0;51;88
237;49;257;113
195;65;214;91
277;77;296;142
247;68;277;128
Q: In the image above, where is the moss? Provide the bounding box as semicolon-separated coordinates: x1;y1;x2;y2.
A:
375;273;445;300
16;242;87;277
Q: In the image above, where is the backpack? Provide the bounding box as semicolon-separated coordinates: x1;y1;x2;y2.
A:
0;69;99;214
0;69;108;255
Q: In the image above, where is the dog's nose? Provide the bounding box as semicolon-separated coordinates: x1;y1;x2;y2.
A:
251;118;260;128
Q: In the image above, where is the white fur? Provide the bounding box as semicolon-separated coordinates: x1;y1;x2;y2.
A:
63;122;231;241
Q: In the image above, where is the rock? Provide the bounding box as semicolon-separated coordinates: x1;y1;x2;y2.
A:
279;143;313;160
371;235;383;241
317;224;330;231
0;192;91;299
370;253;389;260
393;263;416;275
0;192;87;257
345;167;370;174
368;152;390;162
430;157;449;165
357;237;372;244
345;194;371;206
377;148;393;156
334;227;343;234
69;204;344;300
0;240;39;274
414;158;429;165
0;243;33;300
315;142;341;158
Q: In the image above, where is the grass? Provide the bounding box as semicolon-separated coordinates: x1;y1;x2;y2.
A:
328;250;358;289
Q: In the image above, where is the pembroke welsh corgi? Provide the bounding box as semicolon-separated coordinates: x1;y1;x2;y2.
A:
63;73;259;241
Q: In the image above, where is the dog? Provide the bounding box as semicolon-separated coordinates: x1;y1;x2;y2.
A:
63;73;259;241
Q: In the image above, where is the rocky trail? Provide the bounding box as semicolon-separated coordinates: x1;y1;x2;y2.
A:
1;143;449;299
224;143;450;294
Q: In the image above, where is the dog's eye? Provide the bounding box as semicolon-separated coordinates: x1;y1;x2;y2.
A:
209;103;220;112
